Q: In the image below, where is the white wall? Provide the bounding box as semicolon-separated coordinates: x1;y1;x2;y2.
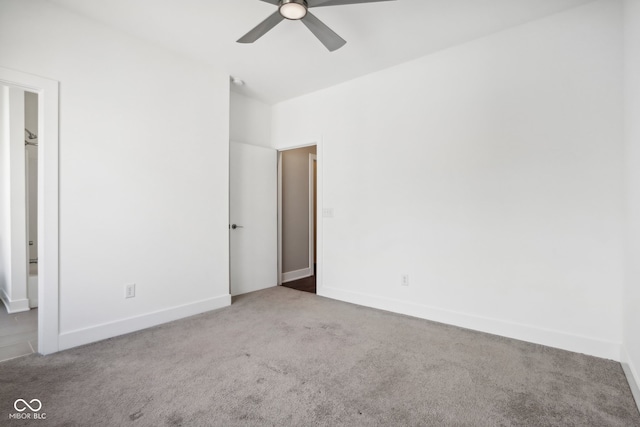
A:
230;91;272;148
0;86;30;313
0;86;11;308
623;0;640;406
0;0;231;348
272;0;625;359
7;88;28;312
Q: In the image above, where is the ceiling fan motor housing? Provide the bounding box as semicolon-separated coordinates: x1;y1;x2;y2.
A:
279;0;308;20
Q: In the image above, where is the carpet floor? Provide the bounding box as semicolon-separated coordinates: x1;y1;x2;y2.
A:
1;287;639;426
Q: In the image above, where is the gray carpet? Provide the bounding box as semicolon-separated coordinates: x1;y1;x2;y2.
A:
1;287;639;426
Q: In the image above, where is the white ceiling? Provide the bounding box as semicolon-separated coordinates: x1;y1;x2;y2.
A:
49;0;596;104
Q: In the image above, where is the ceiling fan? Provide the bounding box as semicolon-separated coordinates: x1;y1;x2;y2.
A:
237;0;396;52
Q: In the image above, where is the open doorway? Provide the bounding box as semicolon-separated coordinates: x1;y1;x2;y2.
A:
279;145;317;294
0;67;59;356
25;91;39;310
0;87;39;361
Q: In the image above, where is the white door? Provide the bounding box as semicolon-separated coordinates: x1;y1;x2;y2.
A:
229;141;278;296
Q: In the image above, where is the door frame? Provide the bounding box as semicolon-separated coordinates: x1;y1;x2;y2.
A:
277;151;283;285
308;153;316;276
276;141;322;291
0;67;60;355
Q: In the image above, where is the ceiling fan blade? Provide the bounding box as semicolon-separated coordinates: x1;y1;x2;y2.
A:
309;0;396;7
301;11;346;52
237;11;285;43
258;0;280;4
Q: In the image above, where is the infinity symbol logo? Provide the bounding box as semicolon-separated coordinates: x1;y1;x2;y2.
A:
14;399;42;412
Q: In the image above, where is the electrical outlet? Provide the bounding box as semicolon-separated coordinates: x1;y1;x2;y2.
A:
401;274;409;287
322;208;334;218
125;283;136;299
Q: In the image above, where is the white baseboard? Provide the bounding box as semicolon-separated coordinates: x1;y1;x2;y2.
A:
0;288;31;313
621;346;640;413
58;294;231;351
282;267;313;283
318;286;621;361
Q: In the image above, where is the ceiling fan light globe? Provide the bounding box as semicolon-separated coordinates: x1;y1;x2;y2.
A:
279;1;307;20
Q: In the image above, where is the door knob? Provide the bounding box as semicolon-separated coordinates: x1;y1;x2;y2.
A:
230;224;243;230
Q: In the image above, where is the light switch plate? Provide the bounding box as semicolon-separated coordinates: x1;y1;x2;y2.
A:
323;208;334;218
